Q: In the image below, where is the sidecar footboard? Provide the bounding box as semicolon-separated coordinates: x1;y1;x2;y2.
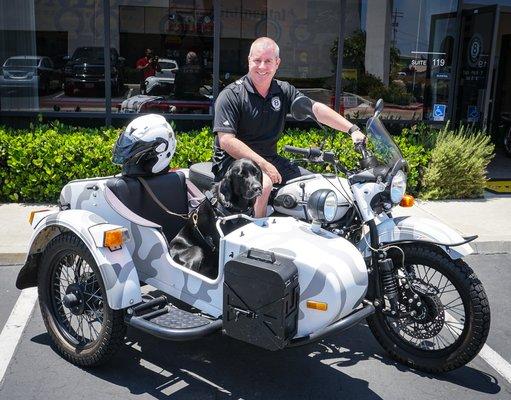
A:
125;297;222;341
287;302;375;348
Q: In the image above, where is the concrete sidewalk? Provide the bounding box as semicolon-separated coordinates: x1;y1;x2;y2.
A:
1;192;510;265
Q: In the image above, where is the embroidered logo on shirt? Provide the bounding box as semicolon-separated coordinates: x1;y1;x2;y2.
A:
223;120;230;126
271;97;281;111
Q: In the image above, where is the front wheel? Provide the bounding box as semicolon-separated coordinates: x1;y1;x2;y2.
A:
504;126;511;157
38;233;126;367
367;245;490;372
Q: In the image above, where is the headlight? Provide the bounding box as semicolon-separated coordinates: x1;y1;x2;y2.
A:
307;189;338;223
390;170;407;204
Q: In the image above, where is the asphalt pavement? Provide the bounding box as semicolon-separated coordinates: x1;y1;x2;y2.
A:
0;254;510;400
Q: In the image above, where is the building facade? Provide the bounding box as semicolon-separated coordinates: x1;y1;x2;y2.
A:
0;0;510;133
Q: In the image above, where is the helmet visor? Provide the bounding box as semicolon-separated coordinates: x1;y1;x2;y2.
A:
112;132;137;165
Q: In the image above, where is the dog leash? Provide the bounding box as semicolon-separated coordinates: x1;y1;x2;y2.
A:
138;177;217;252
137;177;190;220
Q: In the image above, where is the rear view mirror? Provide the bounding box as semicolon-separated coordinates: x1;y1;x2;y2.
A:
291;96;316;121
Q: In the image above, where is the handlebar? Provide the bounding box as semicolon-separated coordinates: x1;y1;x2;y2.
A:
283;145;322;159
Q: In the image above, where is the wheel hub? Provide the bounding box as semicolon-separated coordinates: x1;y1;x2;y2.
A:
63;283;85;315
397;288;445;339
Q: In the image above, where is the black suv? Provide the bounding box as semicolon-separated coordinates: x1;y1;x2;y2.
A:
63;47;125;96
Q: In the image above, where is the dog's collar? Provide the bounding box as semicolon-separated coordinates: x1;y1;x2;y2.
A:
214;202;253;217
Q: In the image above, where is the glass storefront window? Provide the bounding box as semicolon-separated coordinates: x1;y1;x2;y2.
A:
0;1;108;113
220;0;341;108
342;0;459;122
115;0;214;116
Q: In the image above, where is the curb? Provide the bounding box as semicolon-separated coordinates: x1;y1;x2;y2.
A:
1;241;509;266
0;253;26;266
472;241;511;255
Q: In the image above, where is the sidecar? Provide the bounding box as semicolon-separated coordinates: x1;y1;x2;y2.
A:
16;170;374;366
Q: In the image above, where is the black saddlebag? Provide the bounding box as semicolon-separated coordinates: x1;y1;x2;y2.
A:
223;249;300;351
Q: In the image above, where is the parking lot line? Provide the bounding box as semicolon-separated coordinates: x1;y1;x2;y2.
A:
0;288;38;385
478;344;511;385
445;311;511;385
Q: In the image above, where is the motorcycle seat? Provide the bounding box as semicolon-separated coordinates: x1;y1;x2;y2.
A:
106;171;189;242
189;162;215;192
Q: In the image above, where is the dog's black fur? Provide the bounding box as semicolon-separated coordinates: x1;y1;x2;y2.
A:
169;159;263;278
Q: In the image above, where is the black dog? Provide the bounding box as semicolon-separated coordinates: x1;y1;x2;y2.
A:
169;159;263;278
212;158;263;214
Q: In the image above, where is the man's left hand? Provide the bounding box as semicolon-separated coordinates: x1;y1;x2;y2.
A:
351;130;366;144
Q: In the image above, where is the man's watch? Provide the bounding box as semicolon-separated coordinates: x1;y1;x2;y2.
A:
348;124;361;135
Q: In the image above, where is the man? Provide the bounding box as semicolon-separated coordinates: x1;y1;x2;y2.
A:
174;51;208;100
212;37;365;218
136;48;161;94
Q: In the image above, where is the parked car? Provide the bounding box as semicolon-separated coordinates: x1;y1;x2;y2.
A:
0;55;62;94
145;58;179;96
63;47;125;96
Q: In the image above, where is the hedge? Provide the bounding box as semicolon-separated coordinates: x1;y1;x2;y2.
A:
0;120;476;203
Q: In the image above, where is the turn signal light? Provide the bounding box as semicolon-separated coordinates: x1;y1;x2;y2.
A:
399;194;415;207
103;229;125;249
28;209;50;225
306;300;328;311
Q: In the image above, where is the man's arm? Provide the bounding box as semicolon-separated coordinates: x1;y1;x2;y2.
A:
217;132;282;184
312;102;365;143
136;59;149;71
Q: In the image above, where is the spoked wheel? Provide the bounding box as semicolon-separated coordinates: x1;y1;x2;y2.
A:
38;233;126;367
504;126;511;157
367;245;490;372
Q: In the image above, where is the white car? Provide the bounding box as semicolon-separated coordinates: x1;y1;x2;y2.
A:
145;58;179;95
0;55;62;94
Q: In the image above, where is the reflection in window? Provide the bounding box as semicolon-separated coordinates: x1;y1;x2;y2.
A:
117;1;214;115
220;0;340;107
0;1;109;113
342;0;458;122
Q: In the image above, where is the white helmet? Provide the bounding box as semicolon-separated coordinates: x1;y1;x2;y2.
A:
112;114;176;176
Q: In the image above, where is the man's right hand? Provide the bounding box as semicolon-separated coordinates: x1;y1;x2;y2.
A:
261;161;282;184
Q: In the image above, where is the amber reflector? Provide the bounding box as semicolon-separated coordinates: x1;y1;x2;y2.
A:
399;194;415;207
306;300;328;311
28;209;49;225
103;229;124;248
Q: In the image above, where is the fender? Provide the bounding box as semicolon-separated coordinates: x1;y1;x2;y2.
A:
357;215;474;259
16;209;142;310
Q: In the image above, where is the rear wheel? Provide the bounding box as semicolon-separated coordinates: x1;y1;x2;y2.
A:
367;245;490;372
38;232;126;367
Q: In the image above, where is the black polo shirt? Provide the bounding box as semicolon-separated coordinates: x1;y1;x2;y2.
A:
212;75;302;174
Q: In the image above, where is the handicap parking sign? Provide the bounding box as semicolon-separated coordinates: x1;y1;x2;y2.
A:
467;106;479;122
433;104;446;121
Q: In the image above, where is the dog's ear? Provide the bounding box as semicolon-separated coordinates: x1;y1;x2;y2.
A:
216;174;233;208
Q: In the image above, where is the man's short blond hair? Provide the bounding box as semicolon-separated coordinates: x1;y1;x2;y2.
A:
249;37;280;59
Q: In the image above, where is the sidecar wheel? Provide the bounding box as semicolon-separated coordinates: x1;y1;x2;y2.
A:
38;233;126;367
367;245;490;373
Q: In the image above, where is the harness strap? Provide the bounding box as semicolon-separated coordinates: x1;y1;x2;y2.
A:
137;177;189;220
138;177;217;252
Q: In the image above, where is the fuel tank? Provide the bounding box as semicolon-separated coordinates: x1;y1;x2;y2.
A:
273;174;353;222
220;217;368;338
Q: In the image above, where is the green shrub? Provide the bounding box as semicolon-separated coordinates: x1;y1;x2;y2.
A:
421;125;494;199
369;82;415;106
0;123;121;202
0;122;433;203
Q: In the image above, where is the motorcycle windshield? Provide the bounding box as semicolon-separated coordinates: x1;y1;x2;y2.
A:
365;117;404;167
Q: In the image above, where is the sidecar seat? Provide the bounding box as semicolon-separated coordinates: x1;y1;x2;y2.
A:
189;162;215;192
106;171;189;242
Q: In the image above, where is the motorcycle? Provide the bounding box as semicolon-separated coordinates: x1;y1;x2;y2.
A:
500;112;511;157
15;98;490;373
